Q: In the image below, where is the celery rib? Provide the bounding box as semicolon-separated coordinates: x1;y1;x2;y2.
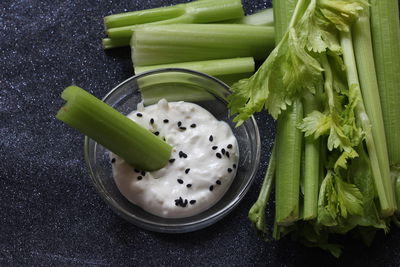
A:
370;0;400;166
223;8;274;26
303;92;320;220
134;57;255;86
105;0;244;37
131;24;275;66
56;86;172;171
275;99;303;225
340;31;396;216
352;9;397;213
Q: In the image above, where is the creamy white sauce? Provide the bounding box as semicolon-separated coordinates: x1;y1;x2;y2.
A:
110;99;239;218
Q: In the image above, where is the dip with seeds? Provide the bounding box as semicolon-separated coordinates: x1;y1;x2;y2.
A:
110;99;239;218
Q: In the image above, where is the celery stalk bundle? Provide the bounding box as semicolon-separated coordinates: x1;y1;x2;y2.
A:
228;0;400;257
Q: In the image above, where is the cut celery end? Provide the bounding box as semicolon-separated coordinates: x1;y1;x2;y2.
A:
131;24;274;66
56;86;172;171
223;8;274;26
102;38;131;50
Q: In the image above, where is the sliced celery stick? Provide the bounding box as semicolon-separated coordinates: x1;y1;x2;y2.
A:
104;0;244;31
131;24;274;66
134;57;255;86
56;86;172;171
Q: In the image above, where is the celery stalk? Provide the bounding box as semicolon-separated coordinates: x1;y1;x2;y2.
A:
56;86;172;171
273;0;306;226
134;58;255;86
222;8;274;26
248;146;276;234
352;9;397;212
131;24;275;66
340;31;396;216
275;99;303;225
370;0;400;166
302;92;320;220
105;0;244;36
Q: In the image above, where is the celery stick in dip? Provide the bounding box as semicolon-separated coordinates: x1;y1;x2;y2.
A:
110;99;239;218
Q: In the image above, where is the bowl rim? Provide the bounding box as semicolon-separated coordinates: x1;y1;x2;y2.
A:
84;68;261;233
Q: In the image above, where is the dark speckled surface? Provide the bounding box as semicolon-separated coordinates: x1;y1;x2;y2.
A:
1;0;400;266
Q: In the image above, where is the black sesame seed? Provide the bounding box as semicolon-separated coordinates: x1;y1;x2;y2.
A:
216;153;222;158
209;185;214;191
212;146;218;150
169;158;176;163
190;123;196;128
190;200;196;205
111;158;116;163
154;131;160;136
179;151;188;158
216;180;221;185
226;151;230;158
137;176;143;180
136;113;143;117
179;127;187;131
227;168;233;173
185;168;190;174
177;179;184;184
227;144;233;149
134;169;140;173
221;148;226;155
163;119;169;123
186;184;192;188
233;163;237;169
177;121;182;127
209;135;213;142
183;199;188;207
141;171;146;176
150;118;154;124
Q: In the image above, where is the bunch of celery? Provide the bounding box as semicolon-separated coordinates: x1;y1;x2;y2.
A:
102;0;276;85
228;0;400;257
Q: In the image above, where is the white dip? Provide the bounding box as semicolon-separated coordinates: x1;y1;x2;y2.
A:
110;99;239;218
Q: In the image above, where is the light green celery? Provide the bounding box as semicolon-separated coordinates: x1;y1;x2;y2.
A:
275;99;303;225
340;31;396;217
56;86;172;171
370;0;400;165
352;9;396;212
302;92;320;220
223;8;274;26
105;0;244;37
272;0;306;226
102;38;130;50
248;146;276;234
131;24;274;66
134;58;255;86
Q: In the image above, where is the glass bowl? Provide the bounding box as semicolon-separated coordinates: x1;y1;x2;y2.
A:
84;68;260;233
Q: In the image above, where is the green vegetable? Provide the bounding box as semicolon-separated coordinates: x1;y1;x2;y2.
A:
302;92;320;220
351;8;396;215
222;8;274;26
104;0;244;40
134;57;255;86
275;99;303;225
131;24;274;66
248;146;276;235
229;0;398;257
102;37;130;50
56;86;172;171
370;0;400;166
